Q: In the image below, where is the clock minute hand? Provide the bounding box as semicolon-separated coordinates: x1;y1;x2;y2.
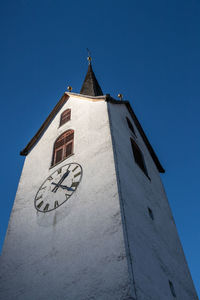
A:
51;182;73;191
51;170;70;193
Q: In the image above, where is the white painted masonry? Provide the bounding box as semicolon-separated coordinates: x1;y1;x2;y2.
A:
0;95;132;300
108;101;198;299
0;93;198;299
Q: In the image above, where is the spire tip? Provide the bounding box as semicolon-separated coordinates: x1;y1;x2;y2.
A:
87;56;92;64
86;48;92;64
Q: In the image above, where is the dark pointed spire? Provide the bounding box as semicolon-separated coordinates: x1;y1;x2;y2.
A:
80;56;103;96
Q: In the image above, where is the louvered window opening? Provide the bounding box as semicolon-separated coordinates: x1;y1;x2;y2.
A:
52;130;74;166
60;109;71;126
130;138;148;177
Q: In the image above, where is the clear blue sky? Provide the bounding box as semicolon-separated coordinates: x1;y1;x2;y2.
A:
0;0;199;296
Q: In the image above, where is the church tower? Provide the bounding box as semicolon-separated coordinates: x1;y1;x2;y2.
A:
0;58;198;300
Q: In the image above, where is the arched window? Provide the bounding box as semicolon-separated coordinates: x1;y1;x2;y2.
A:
60;109;71;126
52;130;74;166
130;138;148;177
126;117;136;135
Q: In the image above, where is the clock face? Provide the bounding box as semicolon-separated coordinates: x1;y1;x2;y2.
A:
34;163;82;213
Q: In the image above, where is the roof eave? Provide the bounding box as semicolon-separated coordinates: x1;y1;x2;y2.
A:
20;92;108;156
20;93;69;156
106;96;165;173
20;92;165;174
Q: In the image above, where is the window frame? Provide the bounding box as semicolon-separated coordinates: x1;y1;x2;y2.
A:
59;109;71;127
51;129;74;167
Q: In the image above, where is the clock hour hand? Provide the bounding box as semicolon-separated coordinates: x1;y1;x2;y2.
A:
51;182;73;192
51;170;70;193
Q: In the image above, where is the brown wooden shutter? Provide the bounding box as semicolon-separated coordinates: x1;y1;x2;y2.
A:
60;109;71;126
52;129;74;166
65;132;74;143
55;137;65;148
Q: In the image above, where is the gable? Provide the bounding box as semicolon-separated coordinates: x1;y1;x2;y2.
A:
20;93;164;173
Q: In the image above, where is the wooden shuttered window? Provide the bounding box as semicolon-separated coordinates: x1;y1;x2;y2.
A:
60;109;71;126
55;148;63;164
52;130;74;166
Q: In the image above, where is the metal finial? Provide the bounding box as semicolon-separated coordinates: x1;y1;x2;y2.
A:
118;93;123;101
86;48;92;64
67;86;72;92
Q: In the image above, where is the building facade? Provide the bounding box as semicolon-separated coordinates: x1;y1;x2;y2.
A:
0;62;198;299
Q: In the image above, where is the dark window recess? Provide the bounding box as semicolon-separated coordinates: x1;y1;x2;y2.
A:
148;207;154;220
126;117;136;135
55;149;63;164
130;138;148;178
169;280;176;298
60;109;71;126
66;143;72;157
52;130;74;166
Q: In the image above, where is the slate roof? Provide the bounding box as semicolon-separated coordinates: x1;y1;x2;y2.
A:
80;63;103;96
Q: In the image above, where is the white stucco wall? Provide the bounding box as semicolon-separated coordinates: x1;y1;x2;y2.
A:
1;95;197;300
108;102;198;300
0;95;133;300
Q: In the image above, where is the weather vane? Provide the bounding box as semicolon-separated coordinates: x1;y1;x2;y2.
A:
87;48;92;64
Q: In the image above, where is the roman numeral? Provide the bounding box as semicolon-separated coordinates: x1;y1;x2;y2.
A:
43;204;49;212
57;168;62;174
37;201;44;209
40;186;47;190
36;194;43;201
72;165;78;172
47;176;53;181
71;182;79;189
54;201;59;208
74;171;81;178
65;194;70;200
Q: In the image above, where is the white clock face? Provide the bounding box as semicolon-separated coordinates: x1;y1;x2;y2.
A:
34;163;82;213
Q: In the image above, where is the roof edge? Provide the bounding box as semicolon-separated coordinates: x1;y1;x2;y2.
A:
20;92;165;174
20;92;110;156
66;92;108;100
20;93;69;156
106;96;165;173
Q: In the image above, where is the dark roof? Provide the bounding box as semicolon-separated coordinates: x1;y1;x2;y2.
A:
80;63;103;96
106;96;165;173
20;93;69;156
20;92;164;173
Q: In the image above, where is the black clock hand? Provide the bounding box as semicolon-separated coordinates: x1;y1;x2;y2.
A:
51;170;70;193
51;182;73;191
